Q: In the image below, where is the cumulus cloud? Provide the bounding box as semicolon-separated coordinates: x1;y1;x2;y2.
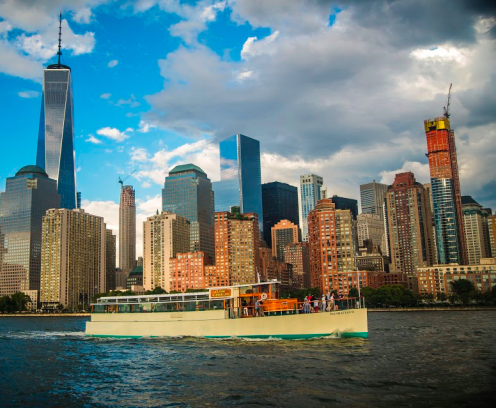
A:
108;59;118;68
141;0;496;209
82;194;162;261
100;93;111;99
133;139;220;186
116;95;140;108
86;135;103;144
18;90;39;98
96;127;131;142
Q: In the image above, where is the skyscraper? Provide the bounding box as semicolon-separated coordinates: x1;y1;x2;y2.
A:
424;115;467;264
385;172;435;274
271;219;299;262
307;198;354;292
488;214;496;257
40;209;107;310
212;134;263;232
360;181;388;218
461;196;491;265
162;164;215;260
330;195;358;220
300;174;323;242
214;207;259;285
261;182;299;247
143;212;190;292
284;242;310;289
357;213;384;250
106;229;116;291
36;16;77;209
0;165;60;297
119;185;136;275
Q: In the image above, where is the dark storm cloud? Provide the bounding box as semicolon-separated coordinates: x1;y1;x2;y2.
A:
336;0;496;47
459;76;496;127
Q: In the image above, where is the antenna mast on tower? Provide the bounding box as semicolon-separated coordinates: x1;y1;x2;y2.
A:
57;12;62;66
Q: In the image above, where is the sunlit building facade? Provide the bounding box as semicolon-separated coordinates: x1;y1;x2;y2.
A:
462;196;491;265
119;185;136;274
163;164;215;261
143;212;190;292
360;181;388;218
40;209;107;310
386;172;435;274
0;166;60;297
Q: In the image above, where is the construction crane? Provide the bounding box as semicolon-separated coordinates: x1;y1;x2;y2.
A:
118;170;137;188
443;83;452;119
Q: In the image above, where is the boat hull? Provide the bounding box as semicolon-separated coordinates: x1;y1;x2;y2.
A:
85;308;368;339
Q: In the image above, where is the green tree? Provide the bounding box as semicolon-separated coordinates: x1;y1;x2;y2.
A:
10;292;31;312
56;303;64;311
145;286;167;295
437;292;448;302
348;286;360;298
450;279;474;305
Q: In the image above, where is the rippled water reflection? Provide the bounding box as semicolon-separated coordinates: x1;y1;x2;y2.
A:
1;312;495;407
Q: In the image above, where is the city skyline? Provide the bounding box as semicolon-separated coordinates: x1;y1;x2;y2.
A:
0;1;495;259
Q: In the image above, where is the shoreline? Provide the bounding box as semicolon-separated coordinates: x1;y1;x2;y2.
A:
1;307;496;317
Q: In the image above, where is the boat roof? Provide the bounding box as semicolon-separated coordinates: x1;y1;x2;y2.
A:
207;281;281;290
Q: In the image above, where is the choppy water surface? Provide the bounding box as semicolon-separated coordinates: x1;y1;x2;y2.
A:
1;312;495;407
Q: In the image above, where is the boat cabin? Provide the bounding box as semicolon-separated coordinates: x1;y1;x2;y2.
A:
91;281;299;317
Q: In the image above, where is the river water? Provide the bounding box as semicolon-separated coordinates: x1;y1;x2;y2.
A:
0;311;495;407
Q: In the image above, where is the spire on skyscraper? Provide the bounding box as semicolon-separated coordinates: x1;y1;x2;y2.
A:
57;12;62;66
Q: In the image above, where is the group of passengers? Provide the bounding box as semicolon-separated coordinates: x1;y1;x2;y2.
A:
302;293;343;313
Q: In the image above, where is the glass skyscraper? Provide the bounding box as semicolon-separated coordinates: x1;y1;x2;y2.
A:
36;59;77;209
0;165;60;297
212;134;263;232
424;116;466;264
162;164;215;261
299;174;323;241
360;181;388;219
262;182;299;247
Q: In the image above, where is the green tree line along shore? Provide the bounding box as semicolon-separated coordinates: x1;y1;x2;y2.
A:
2;280;496;313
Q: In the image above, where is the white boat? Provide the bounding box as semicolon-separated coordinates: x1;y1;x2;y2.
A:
85;282;368;339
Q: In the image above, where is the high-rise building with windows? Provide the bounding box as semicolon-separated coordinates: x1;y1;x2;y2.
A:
424;116;467;264
271;219;299;262
385;172;435;274
214;207;259;285
212;134;263;232
106;229;116;291
357;213;384;249
360;181;388;218
40;209;107;310
308;198;354;292
284;242;310;289
162;164;215;261
462;196;491;265
261;182;299;247
143;212;190;292
0;166;60;297
36;19;77;210
331;195;359;220
300;174;323;242
119;185;136;275
488;214;496;258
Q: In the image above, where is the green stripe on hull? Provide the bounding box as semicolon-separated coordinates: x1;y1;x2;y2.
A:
86;332;368;339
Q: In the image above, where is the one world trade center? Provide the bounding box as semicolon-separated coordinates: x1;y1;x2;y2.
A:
36;14;77;209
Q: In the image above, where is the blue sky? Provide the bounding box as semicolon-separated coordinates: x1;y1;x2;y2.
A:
1;0;495;256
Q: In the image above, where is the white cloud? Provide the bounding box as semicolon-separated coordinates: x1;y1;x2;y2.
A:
100;93;112;99
138;120;156;133
241;31;279;60
18;90;39;98
73;7;93;24
108;59;118;68
133;139;220;185
96;127;131;142
116;95;140;108
86;135;103;144
0;20;12;35
0;40;43;81
380;162;430;186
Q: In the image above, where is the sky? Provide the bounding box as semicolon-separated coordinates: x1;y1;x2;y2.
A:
1;0;495;260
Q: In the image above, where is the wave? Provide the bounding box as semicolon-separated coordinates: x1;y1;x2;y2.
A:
1;330;85;340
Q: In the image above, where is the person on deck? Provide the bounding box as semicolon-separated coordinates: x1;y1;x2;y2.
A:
321;295;327;313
